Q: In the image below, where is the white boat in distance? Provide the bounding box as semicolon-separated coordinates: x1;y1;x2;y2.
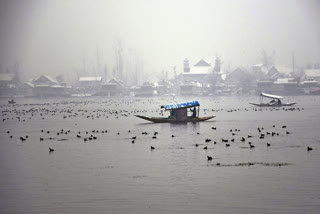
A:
250;93;296;107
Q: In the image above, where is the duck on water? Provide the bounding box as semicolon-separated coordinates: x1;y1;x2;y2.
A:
135;100;215;123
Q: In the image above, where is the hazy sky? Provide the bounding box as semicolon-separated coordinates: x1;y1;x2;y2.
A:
0;0;319;81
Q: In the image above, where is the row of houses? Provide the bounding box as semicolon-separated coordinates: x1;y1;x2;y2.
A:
254;66;320;95
1;59;319;97
0;74;127;97
176;58;320;96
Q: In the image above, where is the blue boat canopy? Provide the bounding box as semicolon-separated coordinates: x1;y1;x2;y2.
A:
161;101;199;110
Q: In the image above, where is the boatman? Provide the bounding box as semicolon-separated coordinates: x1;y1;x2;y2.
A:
277;99;282;105
169;109;176;119
190;107;197;118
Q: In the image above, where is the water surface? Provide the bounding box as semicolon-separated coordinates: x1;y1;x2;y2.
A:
1;96;319;213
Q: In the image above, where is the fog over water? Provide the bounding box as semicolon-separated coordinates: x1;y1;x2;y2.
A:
0;0;319;81
1;1;320;213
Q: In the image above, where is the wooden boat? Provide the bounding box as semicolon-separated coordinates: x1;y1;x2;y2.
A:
135;100;215;123
250;93;296;107
249;102;296;107
135;115;215;123
8;99;16;104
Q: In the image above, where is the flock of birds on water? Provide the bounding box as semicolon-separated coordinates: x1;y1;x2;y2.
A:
0;98;316;166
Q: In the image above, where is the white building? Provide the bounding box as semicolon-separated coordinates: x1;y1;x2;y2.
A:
182;59;212;83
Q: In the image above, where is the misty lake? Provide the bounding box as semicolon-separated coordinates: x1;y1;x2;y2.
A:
1;95;320;214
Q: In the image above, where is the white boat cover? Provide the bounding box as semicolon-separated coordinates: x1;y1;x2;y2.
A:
261;93;283;99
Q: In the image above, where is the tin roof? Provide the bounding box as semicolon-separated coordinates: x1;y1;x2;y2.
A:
0;73;15;81
194;59;211;67
79;77;102;81
305;69;320;77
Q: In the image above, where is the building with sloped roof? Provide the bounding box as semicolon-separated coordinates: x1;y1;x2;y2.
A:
76;76;103;95
98;78;127;96
266;66;294;81
30;75;71;97
182;59;212;83
267;66;280;80
304;69;320;81
31;75;58;86
180;58;225;95
0;72;19;97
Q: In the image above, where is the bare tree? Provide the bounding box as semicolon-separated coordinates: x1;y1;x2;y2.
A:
113;38;124;82
103;64;108;82
56;74;64;84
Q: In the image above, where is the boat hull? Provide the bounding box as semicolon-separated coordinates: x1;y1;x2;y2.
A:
135;115;215;123
249;102;296;107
